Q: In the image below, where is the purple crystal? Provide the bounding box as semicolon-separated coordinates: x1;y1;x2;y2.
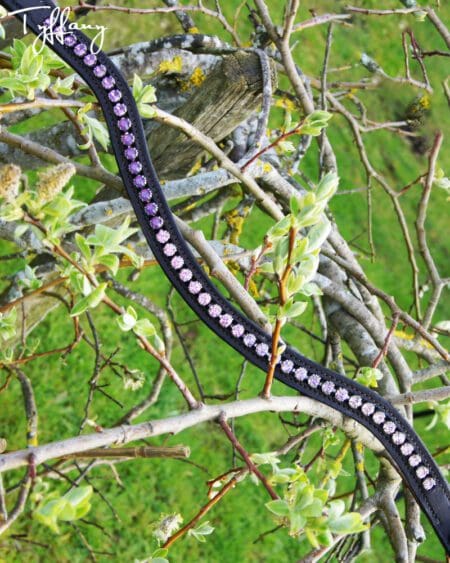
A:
163;243;176;256
156;230;170;244
335;388;349;402
133;175;147;188
113;103;127;117
94;64;107;78
295;367;308;381
129;161;142;175
256;343;269;357
392;431;406;445
308;374;321;388
139;189;152;202
209;304;222;318
171;256;184;270
243;333;256;347
118;117;132;132
109;89;122;102
121;133;135;146
383;421;396;435
232;324;244;338
189;281;202;294
322;381;335;395
409;454;421;467
145;202;158;216
423;478;435;491
179;269;193;282
150;217;164;230
281;359;294;374
349;395;362;409
361;403;375;416
401;443;414;456
74;43;87;57
102;75;115;90
198;292;211;306
416;466;429;479
125;147;138;160
220;314;233;328
84;53;97;67
64;34;77;47
373;411;386;425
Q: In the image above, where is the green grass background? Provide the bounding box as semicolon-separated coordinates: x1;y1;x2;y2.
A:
0;0;449;561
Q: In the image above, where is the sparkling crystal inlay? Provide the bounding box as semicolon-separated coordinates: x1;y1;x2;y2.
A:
361;402;375;416
243;334;256;347
198;292;212;306
232;324;245;338
281;359;294;374
401;443;414;456
349;395;362;409
383;421;396;435
256;343;269;357
209;304;222;318
373;411;386;425
392;432;406;445
295;367;308;381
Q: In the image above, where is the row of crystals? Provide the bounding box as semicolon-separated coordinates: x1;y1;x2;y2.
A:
59;24;435;493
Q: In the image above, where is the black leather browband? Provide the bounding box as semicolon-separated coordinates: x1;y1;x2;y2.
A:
1;0;449;554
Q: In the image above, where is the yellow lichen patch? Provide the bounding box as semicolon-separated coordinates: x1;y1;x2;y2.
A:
274;97;296;112
159;55;183;74
188;27;199;34
262;162;272;174
188;159;202;176
225;209;245;245
190;67;205;87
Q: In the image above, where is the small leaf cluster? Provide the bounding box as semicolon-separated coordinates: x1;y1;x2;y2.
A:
0;39;66;99
260;460;367;548
133;74;157;119
33;485;94;534
117;305;164;353
259;173;338;323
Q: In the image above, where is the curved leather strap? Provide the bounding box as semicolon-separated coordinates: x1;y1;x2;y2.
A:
2;0;449;553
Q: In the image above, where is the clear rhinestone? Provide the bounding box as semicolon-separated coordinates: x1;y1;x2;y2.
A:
209;304;222;318
219;314;233;328
361;402;375;416
198;292;211;306
308;374;321;388
416;466;429;479
179;269;193;282
383;421;396;435
65;34;77;47
335;388;349;402
232;324;244;338
189;281;202;295
243;333;256;347
423;478;436;491
401;443;414;456
392;431;406;445
163;243;176;257
373;411;386;425
156;230;170;244
295;367;308;381
322;381;335;395
171;256;184;270
409;454;421;468
256;343;269;357
349;395;362;409
281;359;294;374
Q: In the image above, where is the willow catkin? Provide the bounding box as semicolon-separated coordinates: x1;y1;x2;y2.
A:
35;163;76;203
0;164;21;203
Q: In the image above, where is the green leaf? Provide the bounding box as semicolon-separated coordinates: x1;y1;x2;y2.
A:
357;366;383;388
266;499;290;517
329;512;368;534
134;318;156;339
70;283;107;316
